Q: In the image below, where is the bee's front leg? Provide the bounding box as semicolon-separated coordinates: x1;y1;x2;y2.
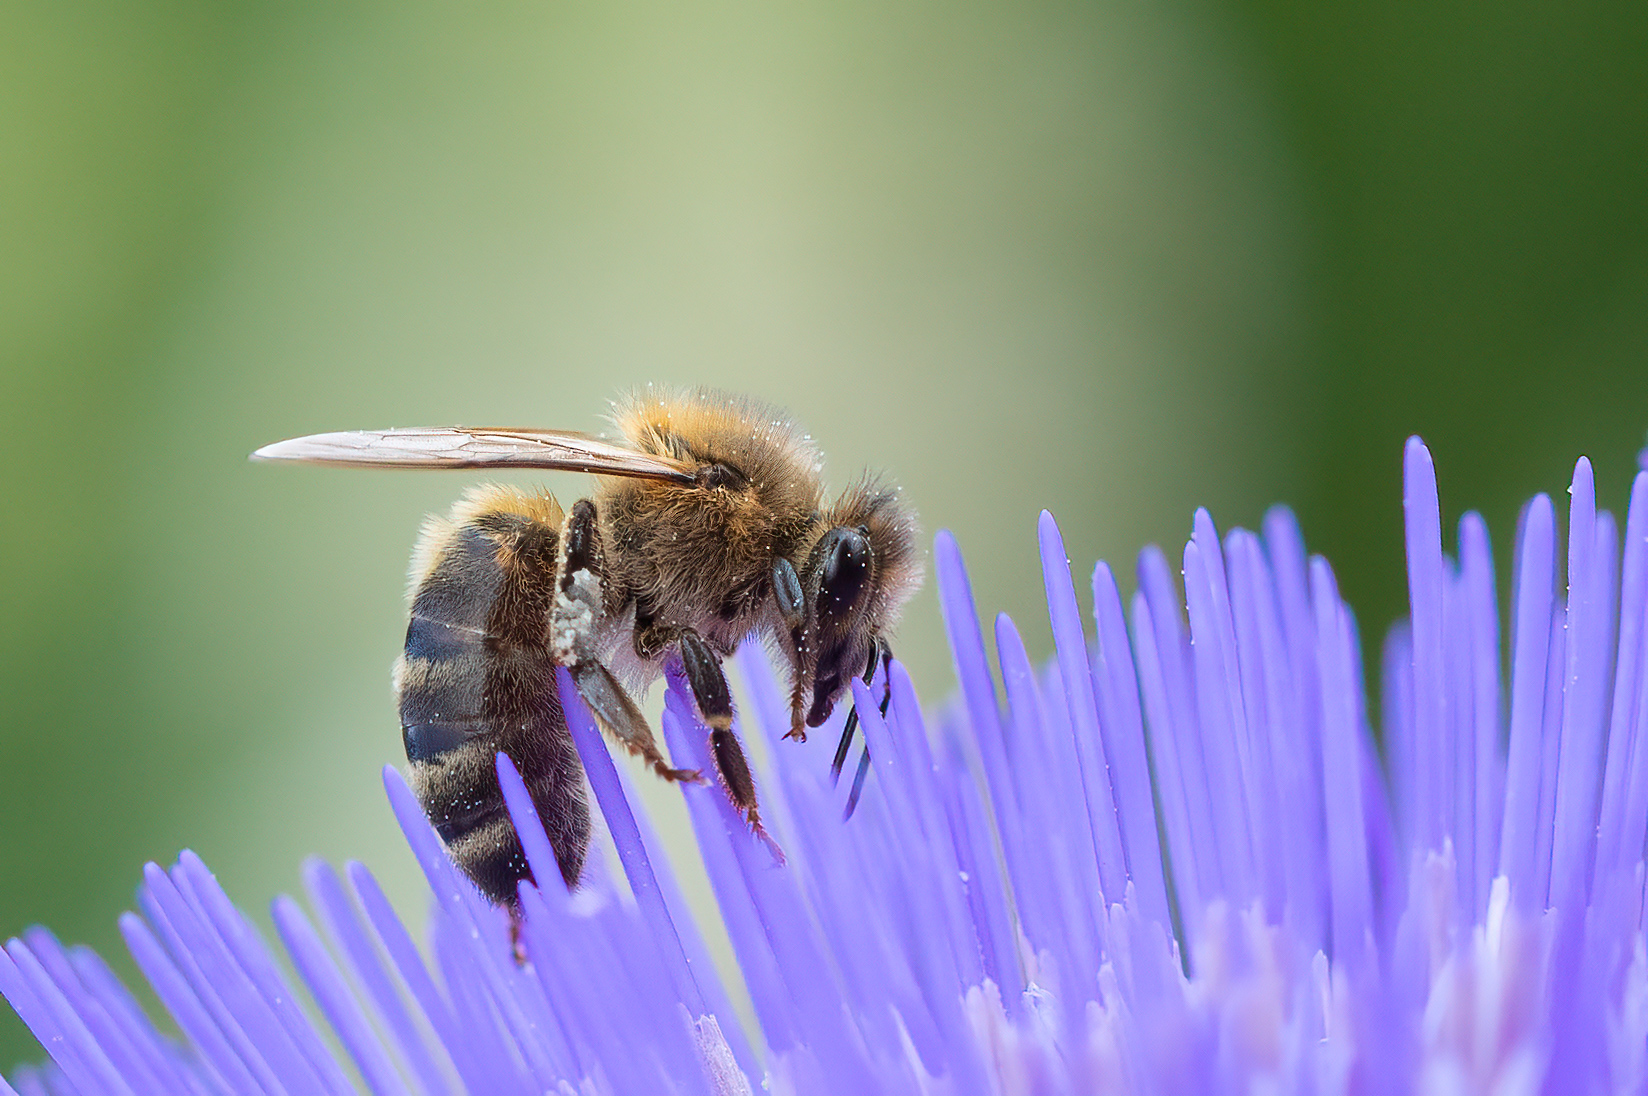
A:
771;557;810;742
678;628;784;863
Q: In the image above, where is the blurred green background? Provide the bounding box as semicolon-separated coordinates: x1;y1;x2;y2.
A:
3;0;1646;1067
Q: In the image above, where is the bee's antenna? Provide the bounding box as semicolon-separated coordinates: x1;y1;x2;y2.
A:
839;641;894;820
843;748;873;820
830;710;859;785
830;638;884;786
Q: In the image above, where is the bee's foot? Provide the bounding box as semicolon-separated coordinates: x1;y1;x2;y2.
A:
508;909;528;966
751;817;787;866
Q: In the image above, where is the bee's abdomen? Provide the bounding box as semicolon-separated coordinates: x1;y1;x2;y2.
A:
399;623;493;764
398;525;507;762
394;488;590;903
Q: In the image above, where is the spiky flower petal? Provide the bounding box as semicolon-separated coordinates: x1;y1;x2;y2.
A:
4;437;1646;1093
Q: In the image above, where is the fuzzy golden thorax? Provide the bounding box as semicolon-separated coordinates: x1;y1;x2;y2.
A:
596;389;829;651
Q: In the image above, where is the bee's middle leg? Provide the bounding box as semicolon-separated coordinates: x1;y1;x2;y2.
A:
677;628;779;855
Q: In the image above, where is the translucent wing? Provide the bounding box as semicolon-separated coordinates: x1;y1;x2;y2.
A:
251;427;695;483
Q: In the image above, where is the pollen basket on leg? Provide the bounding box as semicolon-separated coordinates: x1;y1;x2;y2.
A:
551;569;600;666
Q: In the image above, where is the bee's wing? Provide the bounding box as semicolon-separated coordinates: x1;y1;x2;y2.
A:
251;427;696;483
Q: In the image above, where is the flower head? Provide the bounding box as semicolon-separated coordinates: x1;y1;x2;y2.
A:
4;437;1647;1093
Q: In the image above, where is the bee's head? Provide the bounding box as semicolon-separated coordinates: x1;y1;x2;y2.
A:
790;480;921;733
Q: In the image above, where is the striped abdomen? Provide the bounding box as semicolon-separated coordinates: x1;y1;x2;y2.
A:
392;486;588;905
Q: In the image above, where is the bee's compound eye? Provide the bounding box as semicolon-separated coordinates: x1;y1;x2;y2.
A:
818;527;871;623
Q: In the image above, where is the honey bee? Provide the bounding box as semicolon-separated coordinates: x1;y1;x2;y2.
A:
254;388;920;905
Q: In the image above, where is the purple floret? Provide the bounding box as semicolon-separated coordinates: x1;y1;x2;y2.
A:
5;437;1648;1093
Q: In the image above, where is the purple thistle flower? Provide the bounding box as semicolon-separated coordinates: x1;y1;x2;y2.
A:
5;436;1648;1093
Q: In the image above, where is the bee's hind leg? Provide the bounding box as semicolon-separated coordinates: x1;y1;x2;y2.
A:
568;659;701;784
679;629;785;864
555;498;699;785
553;499;608;643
